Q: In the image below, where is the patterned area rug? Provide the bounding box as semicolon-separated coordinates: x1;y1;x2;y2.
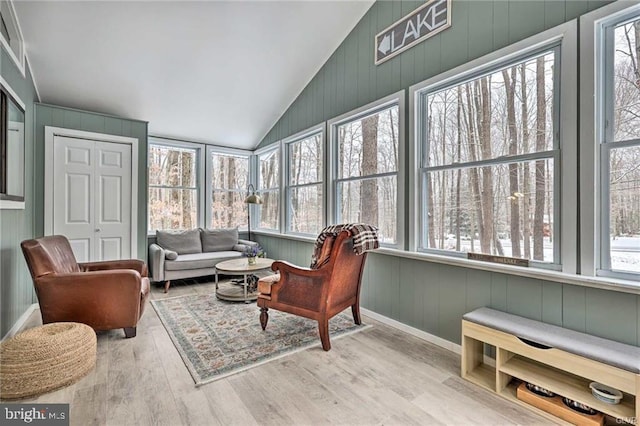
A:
151;292;369;386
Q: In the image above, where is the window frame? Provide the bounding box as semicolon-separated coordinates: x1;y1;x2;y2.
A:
0;1;25;77
147;137;205;233
283;123;326;236
254;142;282;233
327;90;405;249
205;145;251;231
0;74;25;209
581;2;640;281
410;20;578;273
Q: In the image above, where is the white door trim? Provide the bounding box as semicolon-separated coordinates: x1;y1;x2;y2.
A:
44;126;139;258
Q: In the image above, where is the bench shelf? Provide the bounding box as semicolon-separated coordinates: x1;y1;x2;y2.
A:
462;319;639;425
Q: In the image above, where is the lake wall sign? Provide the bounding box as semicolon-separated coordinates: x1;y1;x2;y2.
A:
375;0;451;65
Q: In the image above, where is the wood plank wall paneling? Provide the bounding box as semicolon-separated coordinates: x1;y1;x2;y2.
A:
33;103;149;260
1;49;39;337
253;0;639;348
257;234;640;347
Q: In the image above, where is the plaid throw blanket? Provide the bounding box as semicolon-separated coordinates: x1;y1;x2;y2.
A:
310;223;379;268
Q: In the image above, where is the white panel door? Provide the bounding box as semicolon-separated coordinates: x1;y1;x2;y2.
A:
52;136;132;262
95;141;131;260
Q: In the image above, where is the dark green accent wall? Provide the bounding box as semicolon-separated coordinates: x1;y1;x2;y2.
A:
255;0;639;347
34;104;148;260
0;50;38;338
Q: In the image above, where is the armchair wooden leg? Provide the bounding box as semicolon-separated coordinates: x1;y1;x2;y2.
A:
124;327;137;338
164;280;171;293
260;307;269;330
351;303;362;325
318;319;331;351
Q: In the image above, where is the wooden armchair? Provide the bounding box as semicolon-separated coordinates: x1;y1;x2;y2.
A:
257;230;369;351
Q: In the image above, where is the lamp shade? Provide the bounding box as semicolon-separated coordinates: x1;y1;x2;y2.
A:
244;193;263;204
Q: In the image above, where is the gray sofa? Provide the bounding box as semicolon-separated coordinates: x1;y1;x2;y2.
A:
149;228;257;292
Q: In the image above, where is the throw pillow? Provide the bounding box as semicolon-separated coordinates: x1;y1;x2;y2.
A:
200;228;238;252
156;229;202;254
164;250;178;260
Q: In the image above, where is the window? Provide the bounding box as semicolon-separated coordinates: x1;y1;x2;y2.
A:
600;12;640;277
256;146;280;231
209;149;249;229
0;79;24;207
148;142;200;231
284;128;324;235
0;1;25;75
416;47;561;265
329;93;403;246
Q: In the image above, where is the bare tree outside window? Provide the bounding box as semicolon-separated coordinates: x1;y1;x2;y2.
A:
604;18;640;273
421;51;556;262
210;152;248;229
148;144;198;231
287;133;323;234
258;148;280;230
336;104;399;244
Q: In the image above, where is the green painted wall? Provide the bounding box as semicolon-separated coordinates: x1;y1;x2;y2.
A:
255;0;640;347
0;51;39;338
34;104;148;260
254;234;640;346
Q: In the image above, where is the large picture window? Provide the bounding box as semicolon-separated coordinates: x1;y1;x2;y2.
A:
600;13;640;276
330;96;402;245
256;146;280;231
417;48;560;265
148;143;200;231
285;129;323;235
209;150;249;229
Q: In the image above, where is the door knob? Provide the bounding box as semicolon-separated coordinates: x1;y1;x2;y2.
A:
95;228;101;232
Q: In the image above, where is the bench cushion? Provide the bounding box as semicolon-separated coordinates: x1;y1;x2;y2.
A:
463;307;640;374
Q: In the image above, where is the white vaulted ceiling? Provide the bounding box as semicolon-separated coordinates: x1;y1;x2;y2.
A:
14;1;373;149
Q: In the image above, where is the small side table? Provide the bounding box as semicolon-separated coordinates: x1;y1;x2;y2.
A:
214;257;274;302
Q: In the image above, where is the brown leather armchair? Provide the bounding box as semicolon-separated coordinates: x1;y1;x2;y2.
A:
21;235;150;338
257;230;369;351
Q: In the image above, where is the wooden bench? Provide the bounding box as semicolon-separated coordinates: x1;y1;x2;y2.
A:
461;307;639;424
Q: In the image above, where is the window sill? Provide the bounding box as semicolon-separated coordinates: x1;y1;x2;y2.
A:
0;200;25;209
372;248;640;295
253;230;316;244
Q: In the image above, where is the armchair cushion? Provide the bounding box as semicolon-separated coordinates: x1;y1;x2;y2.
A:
156;229;202;254
257;273;280;296
200;227;238;252
164;250;178;260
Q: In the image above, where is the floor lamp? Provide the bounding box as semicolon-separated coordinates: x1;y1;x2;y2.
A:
244;184;263;241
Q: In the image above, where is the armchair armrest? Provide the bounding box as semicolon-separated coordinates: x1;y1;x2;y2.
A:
148;244;165;281
265;261;329;307
79;259;147;277
36;270;143;326
238;239;259;247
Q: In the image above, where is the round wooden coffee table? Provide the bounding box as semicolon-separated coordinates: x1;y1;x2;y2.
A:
214;257;274;303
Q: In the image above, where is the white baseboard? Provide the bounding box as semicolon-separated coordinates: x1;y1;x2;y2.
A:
2;303;38;341
361;308;462;355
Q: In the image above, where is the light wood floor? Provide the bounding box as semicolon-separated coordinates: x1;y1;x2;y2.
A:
18;279;552;426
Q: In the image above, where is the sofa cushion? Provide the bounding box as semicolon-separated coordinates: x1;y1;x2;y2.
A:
164;251;242;271
156;229;202;255
200;228;238;252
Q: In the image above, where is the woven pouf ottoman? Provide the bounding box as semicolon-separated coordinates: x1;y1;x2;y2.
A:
0;322;96;400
